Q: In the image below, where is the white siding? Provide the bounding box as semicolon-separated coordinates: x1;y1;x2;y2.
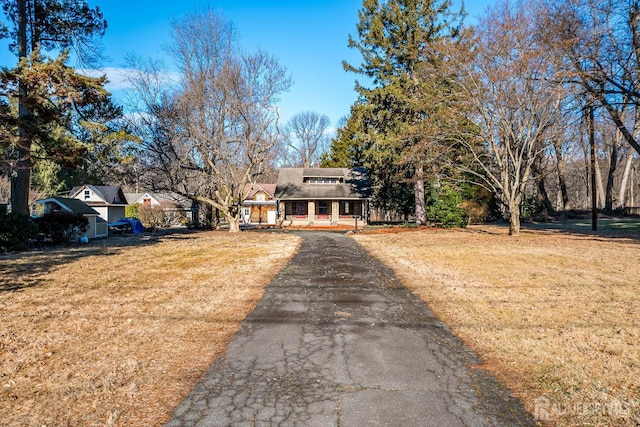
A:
93;206;108;221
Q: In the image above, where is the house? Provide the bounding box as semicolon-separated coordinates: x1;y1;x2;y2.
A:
123;192;162;207
274;168;371;226
241;183;277;225
124;191;195;224
69;185;128;223
34;197;108;239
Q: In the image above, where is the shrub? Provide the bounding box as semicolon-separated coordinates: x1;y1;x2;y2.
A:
125;203;140;219
425;184;469;228
137;204;166;230
521;194;545;220
0;206;38;252
461;186;499;224
34;211;89;245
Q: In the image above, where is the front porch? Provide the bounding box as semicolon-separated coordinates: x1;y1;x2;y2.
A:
279;199;366;227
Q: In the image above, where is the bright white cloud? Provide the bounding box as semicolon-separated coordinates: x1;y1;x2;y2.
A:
79;67;137;92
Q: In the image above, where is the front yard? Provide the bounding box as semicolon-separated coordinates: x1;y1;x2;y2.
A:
354;226;640;426
0;230;300;426
3;224;639;426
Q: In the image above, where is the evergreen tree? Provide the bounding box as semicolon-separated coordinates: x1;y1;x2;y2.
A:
342;0;464;224
0;0;112;214
320;104;367;168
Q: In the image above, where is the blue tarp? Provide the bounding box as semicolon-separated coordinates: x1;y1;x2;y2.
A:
122;218;144;234
109;218;144;234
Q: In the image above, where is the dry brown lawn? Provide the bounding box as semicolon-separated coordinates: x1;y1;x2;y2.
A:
0;230;300;426
354;226;640;426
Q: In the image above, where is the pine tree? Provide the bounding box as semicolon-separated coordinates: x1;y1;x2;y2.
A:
343;0;464;224
320;104;367;168
0;0;111;214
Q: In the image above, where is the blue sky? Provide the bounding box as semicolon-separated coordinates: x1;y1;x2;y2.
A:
1;0;494;130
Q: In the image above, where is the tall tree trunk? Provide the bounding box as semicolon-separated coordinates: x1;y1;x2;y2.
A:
508;200;521;236
214;207;221;230
191;200;200;227
11;0;31;215
618;151;634;209
414;162;426;225
583;137;591;210
228;215;241;232
631;165;636;207
594;155;606;209
533;155;554;215
553;139;571;210
605;140;619;213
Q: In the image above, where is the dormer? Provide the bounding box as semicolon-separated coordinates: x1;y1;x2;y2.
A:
303;176;344;184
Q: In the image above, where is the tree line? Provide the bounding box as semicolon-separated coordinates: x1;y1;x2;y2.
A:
0;2;333;233
323;0;640;235
2;0;639;236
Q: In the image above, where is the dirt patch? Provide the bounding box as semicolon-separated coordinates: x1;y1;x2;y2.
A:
0;230;300;426
354;226;640;426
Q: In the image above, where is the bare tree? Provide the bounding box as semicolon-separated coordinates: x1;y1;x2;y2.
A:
455;0;567;235
126;10;291;232
283;111;330;167
543;0;640;156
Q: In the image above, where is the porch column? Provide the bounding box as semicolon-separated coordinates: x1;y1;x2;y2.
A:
362;200;368;224
332;201;339;224
278;201;285;222
308;200;315;224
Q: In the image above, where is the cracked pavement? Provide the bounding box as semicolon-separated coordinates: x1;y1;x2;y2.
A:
165;232;535;426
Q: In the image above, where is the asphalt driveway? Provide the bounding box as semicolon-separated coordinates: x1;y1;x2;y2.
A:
165;231;534;426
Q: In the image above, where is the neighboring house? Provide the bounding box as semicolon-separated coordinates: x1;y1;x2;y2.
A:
241;183;277;225
69;185;128;224
34;197;108;239
124;192;162;207
274;168;371;226
124;191;194;223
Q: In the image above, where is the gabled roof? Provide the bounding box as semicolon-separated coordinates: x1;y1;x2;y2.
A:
243;183;276;200
124;192;161;205
275;168;371;200
69;185;128;205
36;197;100;216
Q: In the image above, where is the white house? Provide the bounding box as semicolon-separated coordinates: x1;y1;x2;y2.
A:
124;191;194;223
69;185;128;224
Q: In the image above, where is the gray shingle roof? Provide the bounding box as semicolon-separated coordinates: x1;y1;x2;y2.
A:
275;168;371;200
70;185;128;205
41;197;100;215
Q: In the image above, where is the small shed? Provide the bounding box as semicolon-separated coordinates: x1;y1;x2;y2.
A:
35;197;108;239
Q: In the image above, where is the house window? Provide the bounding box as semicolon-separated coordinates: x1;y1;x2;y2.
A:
304;177;343;184
340;201;361;217
256;193;266;202
143;197;151;206
287;201;306;216
318;201;329;215
84;190;90;200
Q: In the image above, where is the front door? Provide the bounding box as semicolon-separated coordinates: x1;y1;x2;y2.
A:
241;207;251;224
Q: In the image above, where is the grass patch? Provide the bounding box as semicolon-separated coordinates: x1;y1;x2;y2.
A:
0;230;300;426
527;216;640;234
354;226;640;426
